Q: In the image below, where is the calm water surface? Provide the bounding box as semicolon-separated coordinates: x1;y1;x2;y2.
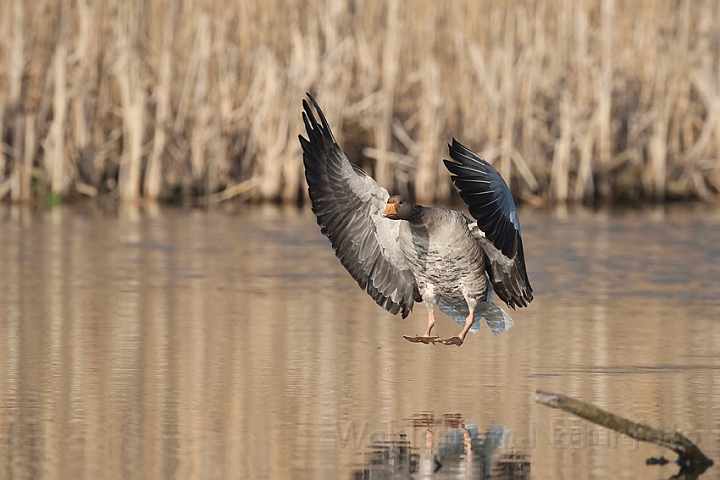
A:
1;203;720;479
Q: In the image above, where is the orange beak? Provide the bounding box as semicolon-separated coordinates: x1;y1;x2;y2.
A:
382;203;397;217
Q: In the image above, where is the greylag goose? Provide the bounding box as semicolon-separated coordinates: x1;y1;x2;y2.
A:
299;94;532;346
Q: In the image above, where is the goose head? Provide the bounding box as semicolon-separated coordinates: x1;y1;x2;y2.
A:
382;196;418;220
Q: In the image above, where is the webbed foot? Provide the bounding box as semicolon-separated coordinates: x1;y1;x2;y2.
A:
438;336;464;346
403;335;440;344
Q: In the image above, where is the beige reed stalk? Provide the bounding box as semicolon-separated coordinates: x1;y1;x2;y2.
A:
145;3;177;200
0;0;718;204
46;43;67;195
114;3;145;202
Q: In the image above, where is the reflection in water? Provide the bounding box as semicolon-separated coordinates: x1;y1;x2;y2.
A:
646;457;713;480
352;413;529;479
1;204;720;479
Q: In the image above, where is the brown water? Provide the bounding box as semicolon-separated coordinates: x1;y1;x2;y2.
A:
1;203;719;480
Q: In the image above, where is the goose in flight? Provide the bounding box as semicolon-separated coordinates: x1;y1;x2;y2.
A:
299;94;532;346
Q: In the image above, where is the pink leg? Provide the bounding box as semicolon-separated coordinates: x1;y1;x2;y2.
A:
403;304;440;344
423;310;436;337
439;309;475;346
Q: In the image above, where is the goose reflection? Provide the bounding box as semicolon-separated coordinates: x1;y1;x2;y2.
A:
351;413;529;479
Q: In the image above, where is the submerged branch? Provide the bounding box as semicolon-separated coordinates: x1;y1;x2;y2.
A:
207;179;258;203
534;390;712;466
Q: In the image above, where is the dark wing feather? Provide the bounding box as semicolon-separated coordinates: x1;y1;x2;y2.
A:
299;94;419;317
444;139;533;309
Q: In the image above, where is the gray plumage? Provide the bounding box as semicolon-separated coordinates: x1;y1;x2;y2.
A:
444;139;533;308
395;207;514;334
299;94;532;335
299;95;419;318
398;208;486;307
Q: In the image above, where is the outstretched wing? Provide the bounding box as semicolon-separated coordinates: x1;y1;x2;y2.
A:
443;139;533;309
299;94;419;317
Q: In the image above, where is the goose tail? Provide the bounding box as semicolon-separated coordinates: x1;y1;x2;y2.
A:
438;285;515;335
477;295;515;335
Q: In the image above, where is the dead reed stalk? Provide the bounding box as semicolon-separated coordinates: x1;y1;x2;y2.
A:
114;2;146;201
0;0;718;204
375;0;401;190
144;3;177;200
46;43;67;195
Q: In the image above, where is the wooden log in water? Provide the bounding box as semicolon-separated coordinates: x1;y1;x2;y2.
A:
534;390;712;466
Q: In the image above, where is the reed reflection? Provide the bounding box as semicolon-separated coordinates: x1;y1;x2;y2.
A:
0;204;719;479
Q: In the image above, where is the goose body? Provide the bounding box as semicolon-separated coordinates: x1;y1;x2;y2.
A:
299;94;533;345
398;208;487;310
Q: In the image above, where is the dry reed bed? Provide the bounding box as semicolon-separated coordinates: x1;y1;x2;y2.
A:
0;0;719;204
